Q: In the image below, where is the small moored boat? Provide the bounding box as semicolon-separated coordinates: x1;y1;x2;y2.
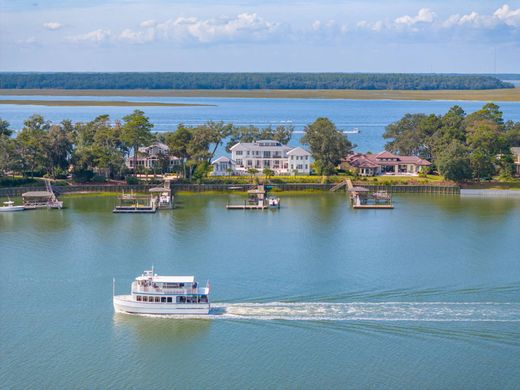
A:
113;268;211;315
0;199;24;212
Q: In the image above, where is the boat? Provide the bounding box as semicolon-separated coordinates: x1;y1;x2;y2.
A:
268;196;281;208
113;268;211;315
0;199;24;212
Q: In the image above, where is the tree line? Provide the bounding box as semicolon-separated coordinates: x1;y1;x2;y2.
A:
384;103;520;181
0;73;513;90
0;111;323;182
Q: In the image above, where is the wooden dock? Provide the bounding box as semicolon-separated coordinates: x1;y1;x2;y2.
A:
346;179;394;209
226;203;268;210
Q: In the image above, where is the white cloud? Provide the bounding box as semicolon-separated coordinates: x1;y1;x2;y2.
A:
494;4;520;27
43;22;62;31
156;13;279;43
66;29;112;43
395;8;436;26
140;20;156;28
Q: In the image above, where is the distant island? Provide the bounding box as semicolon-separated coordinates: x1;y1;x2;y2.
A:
0;72;514;90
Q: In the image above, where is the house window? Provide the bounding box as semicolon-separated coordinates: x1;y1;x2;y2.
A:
167;297;172;303
247;160;252;167
263;151;271;158
236;159;243;166
236;151;243;156
136;296;142;301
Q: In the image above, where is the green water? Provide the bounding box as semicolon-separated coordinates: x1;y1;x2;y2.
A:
1;193;519;389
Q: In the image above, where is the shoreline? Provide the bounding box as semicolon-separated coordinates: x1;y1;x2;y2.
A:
1;88;520;102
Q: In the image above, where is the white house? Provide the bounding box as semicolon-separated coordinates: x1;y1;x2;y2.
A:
125;142;181;172
211;140;313;175
211;156;236;176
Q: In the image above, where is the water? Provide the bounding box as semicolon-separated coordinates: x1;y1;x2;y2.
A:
1;96;520;152
1;193;519;388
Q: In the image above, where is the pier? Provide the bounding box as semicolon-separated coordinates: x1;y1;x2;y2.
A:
113;191;157;213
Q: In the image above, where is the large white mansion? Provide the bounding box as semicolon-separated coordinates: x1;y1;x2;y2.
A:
212;140;313;176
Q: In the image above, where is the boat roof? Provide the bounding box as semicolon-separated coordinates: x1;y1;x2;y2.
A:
137;275;195;283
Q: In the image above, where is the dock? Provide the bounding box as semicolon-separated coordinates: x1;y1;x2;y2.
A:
226;185;280;210
346;179;394;209
22;179;63;209
149;181;174;210
113;191;157;213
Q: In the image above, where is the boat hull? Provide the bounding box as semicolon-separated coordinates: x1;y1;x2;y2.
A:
113;295;210;315
0;206;25;212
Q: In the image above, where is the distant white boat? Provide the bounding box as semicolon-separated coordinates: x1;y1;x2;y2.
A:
343;128;360;134
113;268;211;315
0;199;24;212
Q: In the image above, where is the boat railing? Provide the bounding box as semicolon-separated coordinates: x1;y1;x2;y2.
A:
132;286;206;295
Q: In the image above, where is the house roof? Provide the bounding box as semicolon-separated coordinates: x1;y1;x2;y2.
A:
212;156;235;164
229;140;288;150
344;152;431;168
287;147;312;156
511;147;520;156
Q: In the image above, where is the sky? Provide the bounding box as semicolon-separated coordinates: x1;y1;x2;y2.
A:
1;0;519;73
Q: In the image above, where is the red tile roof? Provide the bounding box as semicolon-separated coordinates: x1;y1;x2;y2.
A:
343;152;431;168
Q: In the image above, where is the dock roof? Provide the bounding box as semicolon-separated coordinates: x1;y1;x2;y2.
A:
22;191;53;197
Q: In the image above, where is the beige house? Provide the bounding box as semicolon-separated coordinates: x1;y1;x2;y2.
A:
512;147;520;177
125;142;181;172
342;151;431;176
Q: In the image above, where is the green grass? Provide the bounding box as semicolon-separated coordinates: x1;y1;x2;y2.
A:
2;88;520;102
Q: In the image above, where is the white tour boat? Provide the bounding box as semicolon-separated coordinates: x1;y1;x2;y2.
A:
0;199;24;212
113;269;211;315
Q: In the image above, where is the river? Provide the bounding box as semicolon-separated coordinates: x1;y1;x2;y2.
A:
1;193;519;388
1;96;520;153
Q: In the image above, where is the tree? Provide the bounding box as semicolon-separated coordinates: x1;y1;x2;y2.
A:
0;118;12;137
384;113;440;160
436;141;472;182
121;110;154;173
16;114;50;177
45;124;73;177
165;125;192;179
200;121;232;162
301;117;353;176
247;167;259;183
263;168;275;182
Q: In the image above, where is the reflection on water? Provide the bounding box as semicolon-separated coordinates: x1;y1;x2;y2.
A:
113;313;211;344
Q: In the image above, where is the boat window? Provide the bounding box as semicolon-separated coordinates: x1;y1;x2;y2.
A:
161;297;166;303
167;297;172;303
143;296;148;302
154;297;160;303
136;296;142;301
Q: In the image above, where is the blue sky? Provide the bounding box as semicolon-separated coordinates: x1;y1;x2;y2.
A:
1;0;519;72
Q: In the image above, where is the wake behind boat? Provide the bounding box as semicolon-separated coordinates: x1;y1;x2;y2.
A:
113;268;211;315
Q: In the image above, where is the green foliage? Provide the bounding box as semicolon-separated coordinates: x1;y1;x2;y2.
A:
384;103;520;182
126;176;139;185
0;72;513;90
0;118;12;137
301;117;353;176
225;124;294;152
121;110;154;172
